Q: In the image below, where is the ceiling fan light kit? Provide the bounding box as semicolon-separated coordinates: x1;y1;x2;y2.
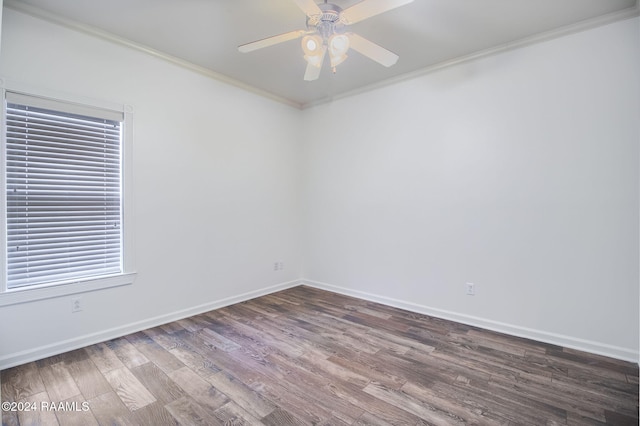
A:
238;0;415;81
328;34;350;68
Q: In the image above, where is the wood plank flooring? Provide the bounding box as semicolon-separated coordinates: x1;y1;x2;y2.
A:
2;285;638;425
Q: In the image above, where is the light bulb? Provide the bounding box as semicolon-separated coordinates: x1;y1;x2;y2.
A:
301;35;323;56
306;38;317;51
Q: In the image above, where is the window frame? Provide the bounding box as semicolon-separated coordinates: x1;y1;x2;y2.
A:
0;80;136;307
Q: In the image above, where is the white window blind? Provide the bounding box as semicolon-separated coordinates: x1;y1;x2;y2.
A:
5;92;124;289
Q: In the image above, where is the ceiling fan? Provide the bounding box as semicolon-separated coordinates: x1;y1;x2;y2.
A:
238;0;414;81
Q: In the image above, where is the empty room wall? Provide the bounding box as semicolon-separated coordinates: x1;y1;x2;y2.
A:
301;17;640;361
0;8;302;368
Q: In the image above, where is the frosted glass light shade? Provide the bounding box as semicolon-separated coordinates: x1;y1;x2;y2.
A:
305;53;324;68
328;34;350;68
329;34;350;56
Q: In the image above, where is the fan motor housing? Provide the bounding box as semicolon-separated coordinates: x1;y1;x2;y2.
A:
307;3;347;37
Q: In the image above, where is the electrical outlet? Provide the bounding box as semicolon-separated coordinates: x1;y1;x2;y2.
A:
466;283;476;296
71;297;83;313
273;261;284;271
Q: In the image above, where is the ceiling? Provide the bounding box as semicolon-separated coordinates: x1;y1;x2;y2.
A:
4;0;638;108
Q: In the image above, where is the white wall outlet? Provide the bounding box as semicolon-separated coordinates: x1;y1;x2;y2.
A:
466;283;476;296
273;261;284;271
71;297;83;313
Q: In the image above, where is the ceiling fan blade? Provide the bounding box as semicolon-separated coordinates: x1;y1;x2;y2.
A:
238;30;306;53
348;33;399;67
293;0;322;17
341;0;414;24
304;47;326;81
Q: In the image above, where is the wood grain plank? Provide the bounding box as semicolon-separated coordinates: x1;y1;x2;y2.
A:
212;401;264;426
297;350;370;388
604;410;640;426
160;321;186;334
432;338;559;381
0;408;20;426
64;356;112;400
130;362;185;405
364;381;468;425
39;362;82;402
198;327;242;352
190;334;338;424
1;362;46;402
260;407;308;426
567;411;609;426
484;372;600;422
401;381;506;426
353;411;394;426
316;416;351;426
177;330;274;388
126;338;185;374
51;395;99;426
466;328;548;355
444;375;568;424
176;317;207;332
204;370;277;419
264;351;365;424
87;391;138;426
246;380;334;425
132;401;178;426
14;391;60;426
167;366;229;413
106;337;150;369
212;309;306;358
152;331;222;378
104;366;157;411
165;395;224;425
560;347;639;375
322;380;424;425
84;343;125;374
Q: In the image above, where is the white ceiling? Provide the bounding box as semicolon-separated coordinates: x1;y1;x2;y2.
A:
4;0;639;108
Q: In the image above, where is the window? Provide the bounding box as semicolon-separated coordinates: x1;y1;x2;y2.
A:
1;85;135;305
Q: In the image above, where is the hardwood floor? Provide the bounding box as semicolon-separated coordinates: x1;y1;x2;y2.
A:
2;285;638;425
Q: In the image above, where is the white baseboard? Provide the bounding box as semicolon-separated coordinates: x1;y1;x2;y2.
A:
0;279;302;370
303;279;639;364
2;278;636;370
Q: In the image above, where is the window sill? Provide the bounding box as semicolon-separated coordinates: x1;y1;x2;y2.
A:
0;272;137;307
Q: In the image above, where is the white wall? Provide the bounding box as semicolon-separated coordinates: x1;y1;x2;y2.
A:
302;17;640;361
0;9;302;368
0;1;3;57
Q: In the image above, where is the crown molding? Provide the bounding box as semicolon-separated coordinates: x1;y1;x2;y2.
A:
3;0;303;109
4;0;638;110
302;3;640;109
